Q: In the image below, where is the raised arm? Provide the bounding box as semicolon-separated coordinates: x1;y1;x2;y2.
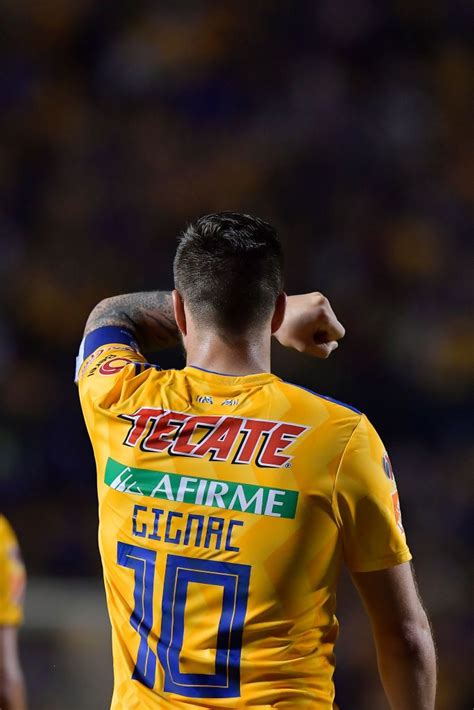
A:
352;562;436;710
84;291;180;351
273;292;345;358
84;290;345;356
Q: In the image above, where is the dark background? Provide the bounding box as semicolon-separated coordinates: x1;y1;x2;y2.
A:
0;1;472;707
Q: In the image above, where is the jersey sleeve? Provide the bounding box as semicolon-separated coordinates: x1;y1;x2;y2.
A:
75;326;153;413
0;516;26;626
333;414;412;573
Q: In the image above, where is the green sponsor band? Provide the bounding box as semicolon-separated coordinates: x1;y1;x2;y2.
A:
104;457;298;519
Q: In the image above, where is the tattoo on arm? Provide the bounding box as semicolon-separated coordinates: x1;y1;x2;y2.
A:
84;291;180;351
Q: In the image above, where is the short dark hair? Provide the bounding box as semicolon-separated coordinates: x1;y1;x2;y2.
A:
174;212;284;337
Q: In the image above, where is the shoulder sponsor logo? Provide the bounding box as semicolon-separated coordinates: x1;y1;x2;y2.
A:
391;490;404;534
99;357;135;375
118;408;308;468
382;452;405;534
86;347;139;377
382;452;395;482
105;458;298;518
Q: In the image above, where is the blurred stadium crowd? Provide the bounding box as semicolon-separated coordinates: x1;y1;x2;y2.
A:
0;0;472;707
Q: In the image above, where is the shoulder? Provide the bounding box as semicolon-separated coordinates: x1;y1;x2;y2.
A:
277;379;362;419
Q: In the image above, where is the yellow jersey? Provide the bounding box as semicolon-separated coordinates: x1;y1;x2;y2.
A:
0;515;26;626
77;326;411;709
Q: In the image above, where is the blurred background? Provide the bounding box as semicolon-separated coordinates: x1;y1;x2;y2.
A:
0;0;472;708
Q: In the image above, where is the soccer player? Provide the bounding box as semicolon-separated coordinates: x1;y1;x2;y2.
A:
77;212;436;709
0;515;27;710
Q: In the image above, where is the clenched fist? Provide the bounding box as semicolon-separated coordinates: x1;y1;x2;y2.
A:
274;293;345;358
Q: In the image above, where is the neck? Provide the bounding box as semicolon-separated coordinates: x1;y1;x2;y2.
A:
185;330;272;376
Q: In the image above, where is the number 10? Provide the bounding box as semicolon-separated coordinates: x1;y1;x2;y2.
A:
117;542;251;699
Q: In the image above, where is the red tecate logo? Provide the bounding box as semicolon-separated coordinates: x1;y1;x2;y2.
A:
119;408;308;468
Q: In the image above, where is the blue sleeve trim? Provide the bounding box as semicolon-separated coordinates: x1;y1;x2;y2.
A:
283;381;362;414
82;326;139;359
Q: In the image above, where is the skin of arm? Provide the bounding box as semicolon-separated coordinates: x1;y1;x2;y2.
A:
84;291;180;351
352;562;437;710
0;626;27;710
83;290;345;357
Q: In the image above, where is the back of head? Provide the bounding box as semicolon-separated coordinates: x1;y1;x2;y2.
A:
174;212;284;338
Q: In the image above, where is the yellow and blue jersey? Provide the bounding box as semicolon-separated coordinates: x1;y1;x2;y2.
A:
0;515;26;626
77;326;411;709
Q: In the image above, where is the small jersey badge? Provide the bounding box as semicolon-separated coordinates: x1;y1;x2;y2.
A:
196;395;213;404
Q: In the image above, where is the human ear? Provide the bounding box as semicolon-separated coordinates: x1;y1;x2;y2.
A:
172;290;187;336
271;292;287;334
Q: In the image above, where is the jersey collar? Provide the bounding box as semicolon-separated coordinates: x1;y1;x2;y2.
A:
185;365;277;387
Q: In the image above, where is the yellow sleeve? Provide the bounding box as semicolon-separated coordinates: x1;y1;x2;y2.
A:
333;415;412;573
76;326;149;414
0;516;26;625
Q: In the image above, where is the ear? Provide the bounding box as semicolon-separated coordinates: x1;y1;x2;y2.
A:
172;290;187;336
271;292;287;334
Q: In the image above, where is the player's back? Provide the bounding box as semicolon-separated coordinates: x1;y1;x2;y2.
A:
79;344;410;709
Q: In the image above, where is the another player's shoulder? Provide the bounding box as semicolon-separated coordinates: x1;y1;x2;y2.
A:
0;515;22;566
277;379;362;421
0;514;26;625
0;514;15;545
